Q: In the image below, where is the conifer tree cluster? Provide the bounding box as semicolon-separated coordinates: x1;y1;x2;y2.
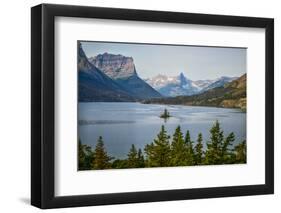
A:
78;120;247;170
160;108;171;119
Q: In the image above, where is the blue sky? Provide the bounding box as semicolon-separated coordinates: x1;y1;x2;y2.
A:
81;41;246;80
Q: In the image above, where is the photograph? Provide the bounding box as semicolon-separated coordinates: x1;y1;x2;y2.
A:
78;41;247;170
29;3;274;209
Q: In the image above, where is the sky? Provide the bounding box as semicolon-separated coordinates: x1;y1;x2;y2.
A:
81;41;246;80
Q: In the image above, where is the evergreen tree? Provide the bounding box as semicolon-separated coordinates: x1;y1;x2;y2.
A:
221;132;235;163
137;148;145;168
234;140;246;163
160;109;170;118
144;142;154;167
144;125;171;167
185;130;195;165
170;126;188;166
78;140;86;169
78;140;94;170
78;121;247;170
111;159;128;169
160;109;171;122
127;144;139;168
93;136;112;169
205;120;224;165
194;133;204;165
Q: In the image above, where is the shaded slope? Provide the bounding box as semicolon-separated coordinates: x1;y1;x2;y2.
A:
78;44;134;102
89;53;162;99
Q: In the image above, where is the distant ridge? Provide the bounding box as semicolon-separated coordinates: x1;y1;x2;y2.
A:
144;74;247;110
145;72;237;97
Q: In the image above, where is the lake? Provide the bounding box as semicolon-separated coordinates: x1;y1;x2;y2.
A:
78;102;246;159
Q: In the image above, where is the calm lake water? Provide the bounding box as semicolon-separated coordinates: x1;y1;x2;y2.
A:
78;102;246;159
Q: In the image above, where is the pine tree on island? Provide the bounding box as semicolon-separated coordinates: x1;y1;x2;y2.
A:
160;108;171;119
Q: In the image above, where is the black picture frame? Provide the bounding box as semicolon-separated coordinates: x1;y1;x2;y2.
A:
31;3;274;209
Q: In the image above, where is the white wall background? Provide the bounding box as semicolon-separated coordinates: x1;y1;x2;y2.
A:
0;0;279;212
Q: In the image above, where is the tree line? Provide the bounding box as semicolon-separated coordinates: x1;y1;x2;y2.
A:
78;120;246;170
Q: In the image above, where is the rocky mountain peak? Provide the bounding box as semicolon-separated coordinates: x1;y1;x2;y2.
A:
89;53;137;80
145;72;239;97
178;72;190;85
78;43;90;71
78;43;101;75
179;72;185;78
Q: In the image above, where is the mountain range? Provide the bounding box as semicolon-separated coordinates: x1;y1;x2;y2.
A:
145;73;237;97
144;74;247;110
78;43;244;106
78;45;161;102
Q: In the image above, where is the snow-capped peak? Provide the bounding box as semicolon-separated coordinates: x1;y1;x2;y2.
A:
145;73;237;97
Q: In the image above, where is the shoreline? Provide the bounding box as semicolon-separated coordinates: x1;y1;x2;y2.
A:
78;101;246;112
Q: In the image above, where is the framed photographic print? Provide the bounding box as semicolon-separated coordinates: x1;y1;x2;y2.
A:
31;3;274;209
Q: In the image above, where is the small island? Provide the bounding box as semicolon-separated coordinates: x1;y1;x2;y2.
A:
160;108;171;119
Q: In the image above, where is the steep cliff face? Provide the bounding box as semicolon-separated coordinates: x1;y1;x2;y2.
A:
88;53;162;99
89;53;137;80
78;44;134;102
